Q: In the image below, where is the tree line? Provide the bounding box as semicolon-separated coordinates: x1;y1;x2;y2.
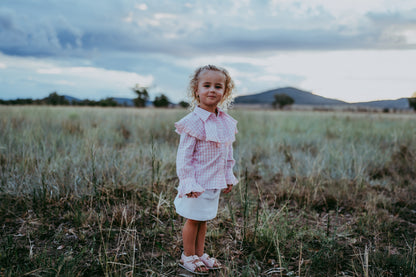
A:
0;92;134;107
1;85;190;108
2;90;415;110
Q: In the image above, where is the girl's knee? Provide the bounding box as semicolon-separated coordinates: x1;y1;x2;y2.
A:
187;219;206;225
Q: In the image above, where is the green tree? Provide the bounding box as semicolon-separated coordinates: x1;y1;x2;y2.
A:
78;99;98;106
132;84;149;108
99;97;118;107
153;94;170;108
44;92;69;105
179;101;190;108
408;98;416;111
273;93;294;109
1;98;34;105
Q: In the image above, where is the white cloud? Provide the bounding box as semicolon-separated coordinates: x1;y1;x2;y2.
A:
37;68;63;74
267;0;416;33
154;13;176;20
258;50;416;102
174;49;416;102
135;3;148;11
123;12;133;23
401;28;416;44
64;66;154;95
137;17;160;27
0;53;154;99
269;0;412;18
54;80;76;86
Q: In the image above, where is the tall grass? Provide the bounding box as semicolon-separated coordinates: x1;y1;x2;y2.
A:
0;106;415;276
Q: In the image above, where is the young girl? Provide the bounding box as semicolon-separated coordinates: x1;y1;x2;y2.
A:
174;65;238;275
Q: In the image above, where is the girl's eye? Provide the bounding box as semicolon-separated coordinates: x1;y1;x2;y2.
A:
216;86;223;89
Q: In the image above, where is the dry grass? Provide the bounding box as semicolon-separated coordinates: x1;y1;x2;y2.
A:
0;106;415;276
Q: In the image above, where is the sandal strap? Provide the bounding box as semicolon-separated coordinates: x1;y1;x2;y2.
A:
181;253;196;262
181;253;208;273
200;253;221;267
192;257;206;268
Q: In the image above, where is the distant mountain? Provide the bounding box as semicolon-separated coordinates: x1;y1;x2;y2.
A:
234;87;348;106
352;98;409;109
64;95;80;103
234;87;410;109
113;98;134;106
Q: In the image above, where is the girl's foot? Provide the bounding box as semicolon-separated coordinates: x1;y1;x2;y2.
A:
179;253;209;275
199;253;222;270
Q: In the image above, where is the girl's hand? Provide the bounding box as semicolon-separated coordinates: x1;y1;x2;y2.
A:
186;191;202;198
222;184;233;194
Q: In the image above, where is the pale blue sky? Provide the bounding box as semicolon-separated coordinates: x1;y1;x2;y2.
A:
1;0;415;103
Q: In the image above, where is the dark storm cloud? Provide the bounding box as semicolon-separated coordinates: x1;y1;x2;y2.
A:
1;1;416;103
1;2;415;60
189;28;373;54
0;8;84;56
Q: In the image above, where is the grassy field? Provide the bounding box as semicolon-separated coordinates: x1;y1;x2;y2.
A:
0;106;415;276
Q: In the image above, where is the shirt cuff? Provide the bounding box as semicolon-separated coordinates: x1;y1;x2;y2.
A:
177;179;205;198
225;174;238;186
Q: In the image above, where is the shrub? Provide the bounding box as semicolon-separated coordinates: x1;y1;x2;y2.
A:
273;93;294;109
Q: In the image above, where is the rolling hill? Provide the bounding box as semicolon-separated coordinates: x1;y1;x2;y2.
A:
353;98;409;109
234;87;410;109
234;87;347;106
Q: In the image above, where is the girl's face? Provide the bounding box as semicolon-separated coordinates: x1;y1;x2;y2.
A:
196;70;226;113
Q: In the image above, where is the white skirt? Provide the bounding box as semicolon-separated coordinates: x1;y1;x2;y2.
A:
174;189;221;221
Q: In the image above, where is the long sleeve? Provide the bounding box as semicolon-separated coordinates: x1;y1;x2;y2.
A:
176;132;205;197
225;142;238;186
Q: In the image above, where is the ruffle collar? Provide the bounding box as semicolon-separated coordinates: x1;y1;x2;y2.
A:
175;106;237;143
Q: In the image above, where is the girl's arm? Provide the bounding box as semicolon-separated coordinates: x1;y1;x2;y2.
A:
225;142;238;187
222;184;233;194
176;133;204;197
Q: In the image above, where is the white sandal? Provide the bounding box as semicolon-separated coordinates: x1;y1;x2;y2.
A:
179;253;209;275
199;253;222;270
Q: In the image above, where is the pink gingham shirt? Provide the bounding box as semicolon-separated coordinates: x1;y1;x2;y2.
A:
175;106;238;197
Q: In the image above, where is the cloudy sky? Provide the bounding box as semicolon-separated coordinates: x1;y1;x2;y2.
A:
1;0;415;103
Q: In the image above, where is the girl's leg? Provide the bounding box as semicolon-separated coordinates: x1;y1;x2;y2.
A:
195;221;207;257
195;221;221;269
182;219;199;256
182;219;209;274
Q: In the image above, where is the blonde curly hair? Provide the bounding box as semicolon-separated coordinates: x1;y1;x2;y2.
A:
187;65;235;111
